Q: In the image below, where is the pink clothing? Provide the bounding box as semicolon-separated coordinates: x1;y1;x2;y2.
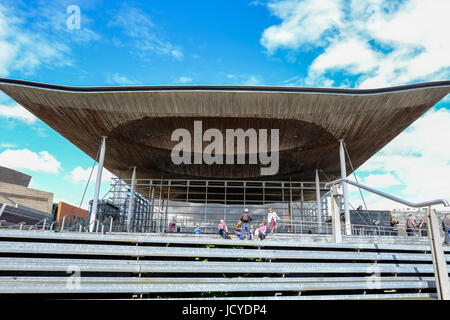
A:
269;217;276;230
260;225;267;234
218;223;226;230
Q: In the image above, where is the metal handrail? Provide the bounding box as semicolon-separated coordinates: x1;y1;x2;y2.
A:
325;178;449;208
275;219;413;237
3;221;26;229
0;216;433;237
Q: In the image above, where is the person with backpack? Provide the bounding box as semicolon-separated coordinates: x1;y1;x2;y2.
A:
239;208;253;240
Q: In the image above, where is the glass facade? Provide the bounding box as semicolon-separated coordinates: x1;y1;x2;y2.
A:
106;178;333;234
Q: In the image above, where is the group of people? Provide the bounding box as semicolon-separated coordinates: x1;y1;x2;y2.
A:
390;213;450;243
217;208;280;241
389;214;428;237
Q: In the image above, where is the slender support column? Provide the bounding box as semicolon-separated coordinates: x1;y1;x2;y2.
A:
146;184;152;233
315;169;322;233
89;136;107;232
126;166;137;232
150;183;155;232
157;178;163;233
109;216;113;233
289;178;293;232
426;207;450;300
339;139;351;235
330;186;342;243
159;199;165;233
164;182;171;233
300;184;304;230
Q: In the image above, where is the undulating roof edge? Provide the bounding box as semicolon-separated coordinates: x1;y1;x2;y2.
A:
0;78;449;95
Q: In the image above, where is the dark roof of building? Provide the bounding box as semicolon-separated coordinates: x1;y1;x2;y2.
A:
0;78;449;183
0;166;31;187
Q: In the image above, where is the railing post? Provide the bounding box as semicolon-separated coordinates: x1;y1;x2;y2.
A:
109;217;114;233
330;186;342;243
426;207;450;300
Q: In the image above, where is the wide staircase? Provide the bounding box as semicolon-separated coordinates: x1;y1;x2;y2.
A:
0;229;447;300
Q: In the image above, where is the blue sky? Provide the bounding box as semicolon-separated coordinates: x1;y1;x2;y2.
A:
0;0;449;210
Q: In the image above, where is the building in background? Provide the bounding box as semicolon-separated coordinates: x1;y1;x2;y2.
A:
0;165;53;214
0;166;53;226
53;201;88;230
0;79;449;233
0;165;31;187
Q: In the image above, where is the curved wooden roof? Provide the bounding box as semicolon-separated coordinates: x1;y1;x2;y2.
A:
0;78;449;182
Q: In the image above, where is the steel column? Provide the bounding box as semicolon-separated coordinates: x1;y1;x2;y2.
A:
315;169;322;233
289;179;293;232
89;136;107;232
330;186;342;243
339;139;351;235
126;166;137;232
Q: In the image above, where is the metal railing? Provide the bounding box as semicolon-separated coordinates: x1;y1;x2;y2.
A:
325;177;450;300
0;177;447;239
326;178;449;208
0;216;438;238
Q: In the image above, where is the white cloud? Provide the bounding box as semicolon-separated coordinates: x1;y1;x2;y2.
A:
265;0;450;212
176;76;193;84
0;4;72;76
69;165;114;184
0;103;37;124
353;108;450;209
0;1;103;77
249;0;266;6
34;2;100;44
261;0;344;53
171;49;184;60
108;5;183;60
0;142;17;149
309;36;380;76
241;75;263;85
0;40;18;76
362;173;402;189
107;73;138;85
225;74;263;85
261;0;450;88
0;148;61;173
